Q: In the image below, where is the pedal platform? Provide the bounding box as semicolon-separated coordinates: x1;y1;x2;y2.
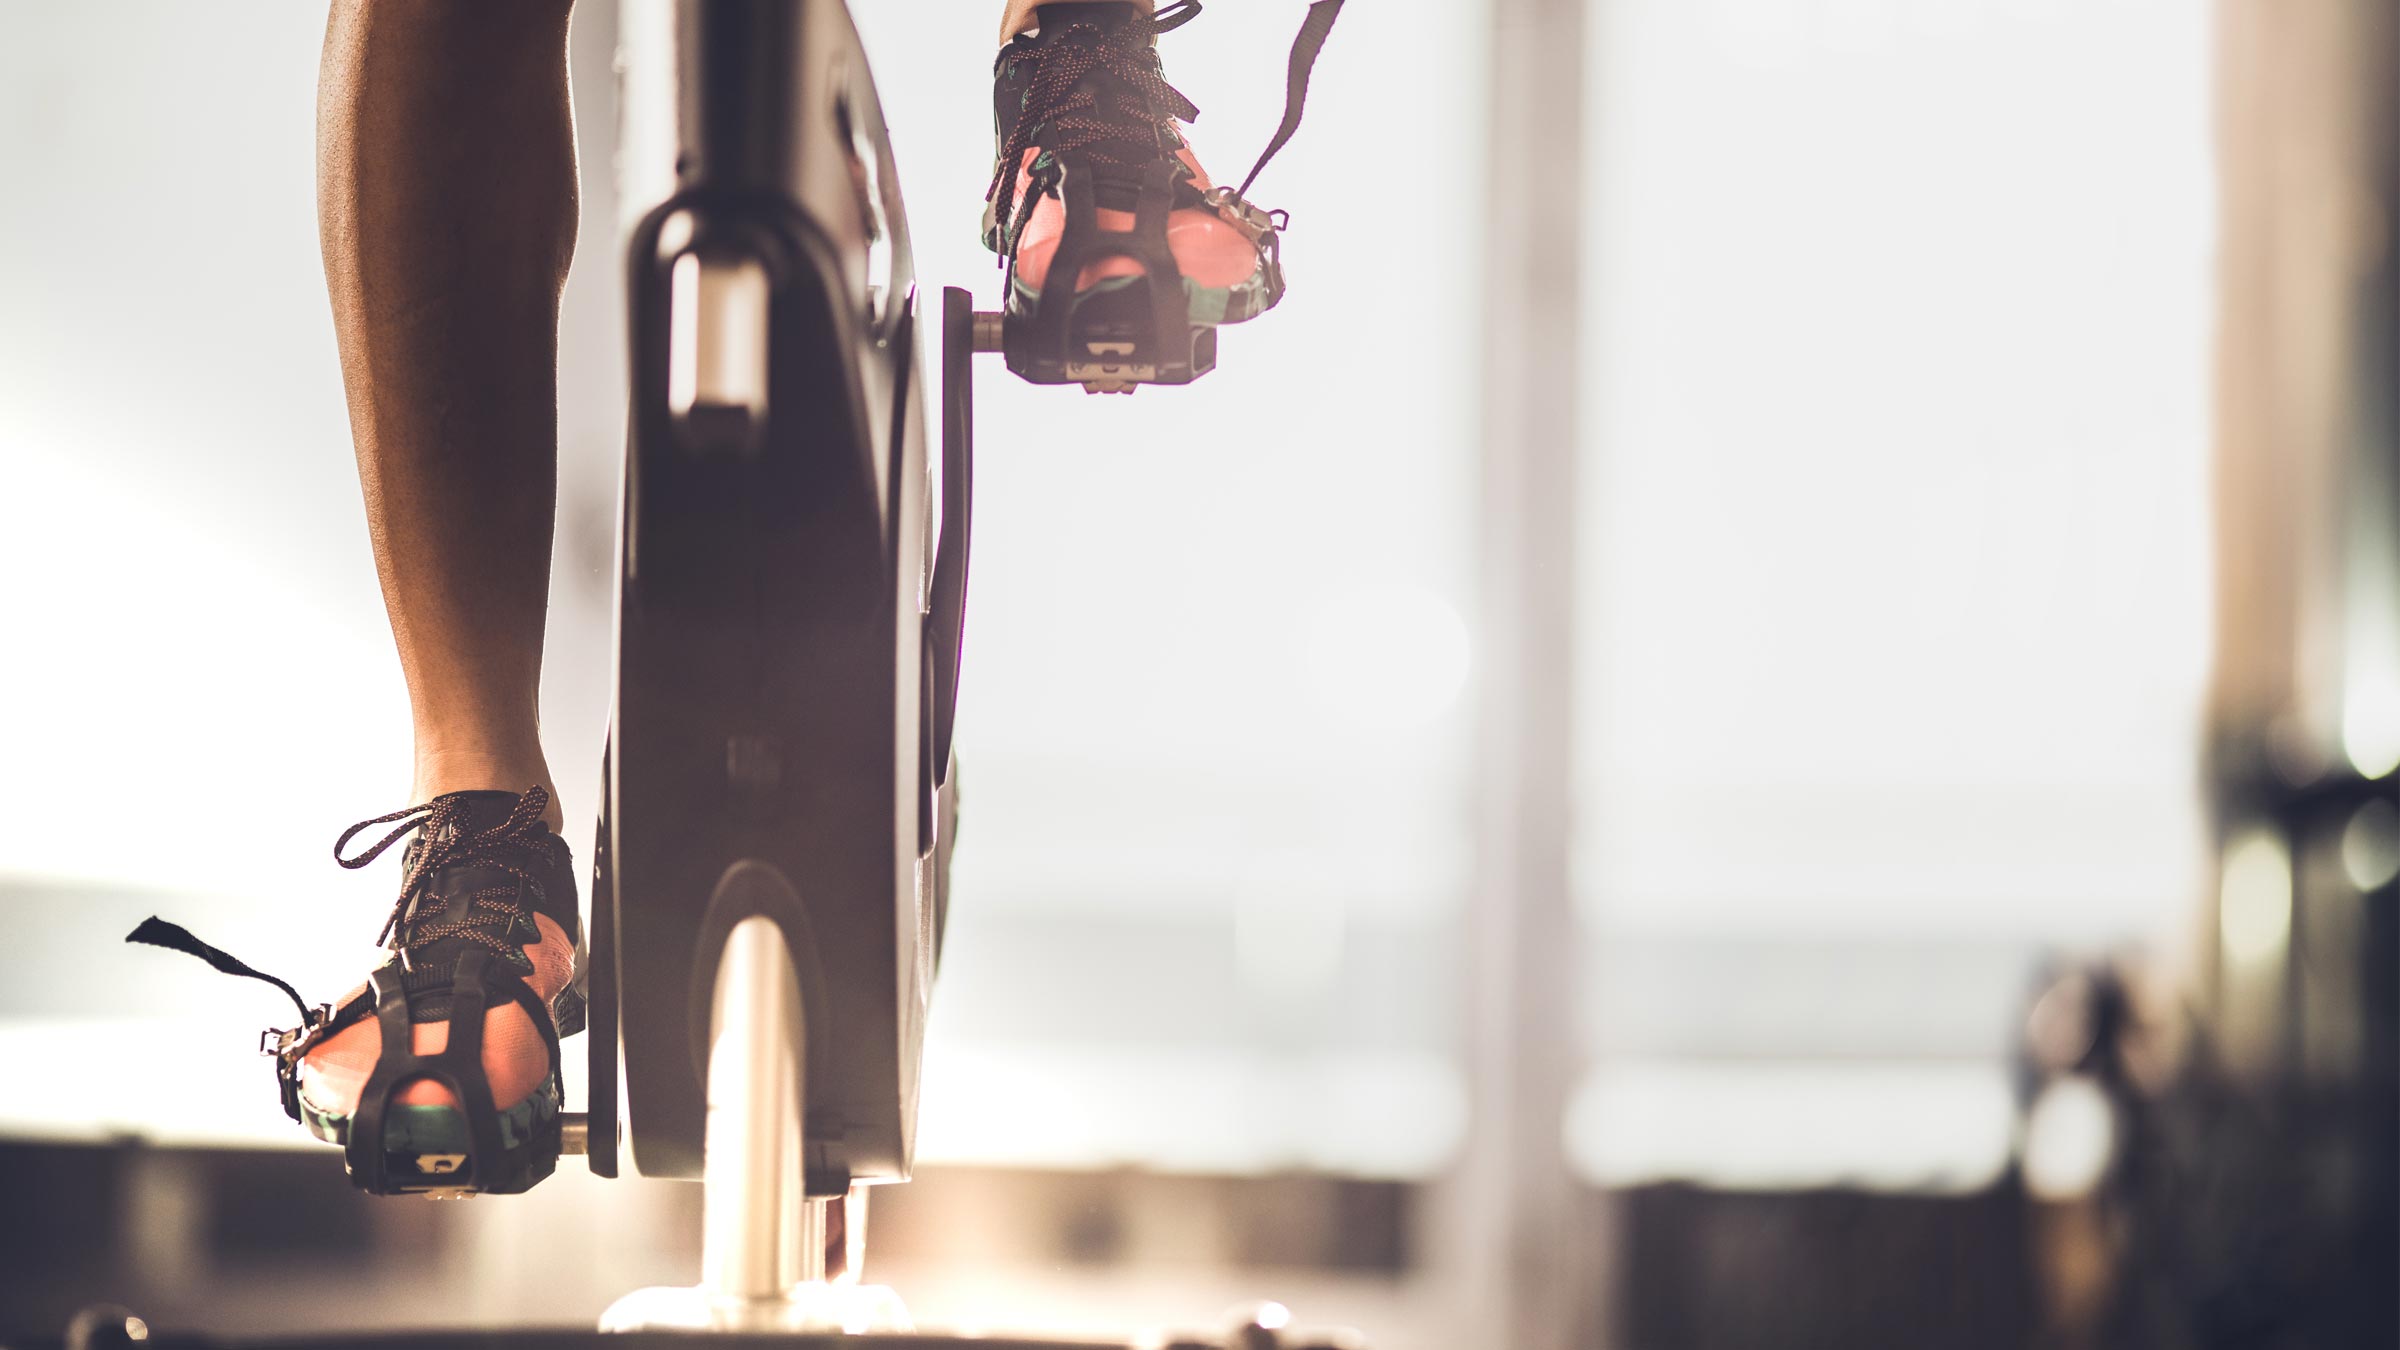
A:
973;294;1213;396
1000;305;1220;396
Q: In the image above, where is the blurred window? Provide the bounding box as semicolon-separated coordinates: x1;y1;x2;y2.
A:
1572;0;2217;1190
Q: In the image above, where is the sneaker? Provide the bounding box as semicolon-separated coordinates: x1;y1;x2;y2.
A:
984;0;1284;388
293;787;581;1193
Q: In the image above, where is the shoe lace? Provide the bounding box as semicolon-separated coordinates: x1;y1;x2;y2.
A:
985;0;1205;258
333;786;554;960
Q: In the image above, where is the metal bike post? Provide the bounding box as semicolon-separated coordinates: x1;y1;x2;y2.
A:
605;909;912;1333
701;915;823;1298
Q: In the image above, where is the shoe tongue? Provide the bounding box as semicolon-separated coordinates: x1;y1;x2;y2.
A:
398;790;549;921
392;793;549;1000
433;790;539;840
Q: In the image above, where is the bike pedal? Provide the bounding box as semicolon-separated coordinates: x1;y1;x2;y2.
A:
1076;342;1147;395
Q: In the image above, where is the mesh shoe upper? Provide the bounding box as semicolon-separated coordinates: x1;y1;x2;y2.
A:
984;1;1276;320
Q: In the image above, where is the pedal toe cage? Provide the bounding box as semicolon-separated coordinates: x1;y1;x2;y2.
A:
1004;156;1223;392
270;947;564;1197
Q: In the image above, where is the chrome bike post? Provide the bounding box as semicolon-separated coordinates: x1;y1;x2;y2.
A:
701;915;821;1298
601;909;907;1333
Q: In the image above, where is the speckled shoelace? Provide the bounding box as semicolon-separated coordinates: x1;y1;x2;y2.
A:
985;0;1204;256
333;786;555;962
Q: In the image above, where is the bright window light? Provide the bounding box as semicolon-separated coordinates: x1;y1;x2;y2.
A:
1573;0;2215;1187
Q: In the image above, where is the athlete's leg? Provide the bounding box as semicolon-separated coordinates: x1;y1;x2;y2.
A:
297;1;585;1174
318;0;578;832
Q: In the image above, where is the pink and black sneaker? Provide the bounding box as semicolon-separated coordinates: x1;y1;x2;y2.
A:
131;787;583;1196
983;0;1343;391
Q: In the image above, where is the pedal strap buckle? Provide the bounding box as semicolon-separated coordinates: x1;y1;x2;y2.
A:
259;1005;337;1059
261;999;346;1123
1202;185;1285;248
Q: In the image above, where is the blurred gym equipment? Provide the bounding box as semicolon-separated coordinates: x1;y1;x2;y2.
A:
2014;5;2399;1347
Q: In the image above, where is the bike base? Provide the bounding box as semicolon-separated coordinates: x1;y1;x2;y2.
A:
599;1283;912;1336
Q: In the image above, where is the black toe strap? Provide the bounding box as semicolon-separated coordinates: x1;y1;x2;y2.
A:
126;916;338;1125
1232;0;1347;203
345;947;561;1194
125;917;314;1026
1018;155;1198;382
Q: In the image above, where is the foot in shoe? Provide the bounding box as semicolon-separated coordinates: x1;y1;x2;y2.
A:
984;0;1279;327
296;788;581;1154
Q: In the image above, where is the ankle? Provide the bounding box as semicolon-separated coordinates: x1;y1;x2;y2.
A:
1003;0;1149;41
410;746;565;831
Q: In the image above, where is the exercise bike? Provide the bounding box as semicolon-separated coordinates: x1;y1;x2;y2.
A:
108;1;1352;1346
587;0;968;1327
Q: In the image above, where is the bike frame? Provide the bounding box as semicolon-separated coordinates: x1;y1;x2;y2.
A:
589;0;977;1329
